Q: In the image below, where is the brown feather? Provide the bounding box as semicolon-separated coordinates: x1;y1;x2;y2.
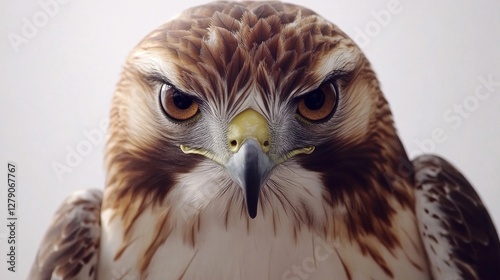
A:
28;189;102;280
414;155;500;280
104;1;419;275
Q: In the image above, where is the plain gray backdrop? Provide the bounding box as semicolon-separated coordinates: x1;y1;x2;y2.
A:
1;0;499;279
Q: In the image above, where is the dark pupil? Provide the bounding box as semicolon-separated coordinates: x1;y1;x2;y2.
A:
172;91;193;110
304;90;325;110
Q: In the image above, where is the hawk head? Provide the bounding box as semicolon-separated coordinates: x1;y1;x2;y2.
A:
104;0;413;260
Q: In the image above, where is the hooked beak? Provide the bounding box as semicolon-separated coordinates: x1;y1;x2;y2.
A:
226;139;274;219
180;109;314;219
224;109;273;219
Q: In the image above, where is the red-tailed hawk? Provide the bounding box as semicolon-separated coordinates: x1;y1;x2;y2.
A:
29;1;500;279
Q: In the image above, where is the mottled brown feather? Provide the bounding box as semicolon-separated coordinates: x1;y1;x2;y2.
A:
104;0;418;274
28;189;102;280
414;155;500;280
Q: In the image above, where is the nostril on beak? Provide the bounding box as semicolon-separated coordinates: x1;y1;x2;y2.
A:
229;139;239;152
226;109;271;154
261;139;270;152
228;137;270;153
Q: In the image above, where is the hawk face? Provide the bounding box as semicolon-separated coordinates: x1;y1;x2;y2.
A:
104;0;413;265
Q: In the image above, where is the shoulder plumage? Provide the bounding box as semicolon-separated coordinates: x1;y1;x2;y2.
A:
413;155;500;280
28;189;102;280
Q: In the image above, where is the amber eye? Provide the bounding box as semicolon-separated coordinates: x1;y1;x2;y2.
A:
160;84;199;121
297;82;338;122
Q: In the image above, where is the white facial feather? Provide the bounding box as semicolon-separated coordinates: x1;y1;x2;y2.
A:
100;161;429;280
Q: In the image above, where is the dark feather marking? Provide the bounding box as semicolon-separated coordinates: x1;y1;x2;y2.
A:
259;186;280;236
214;27;239;65
256;43;275;68
105;137;204;261
114;236;139;261
199;42;224;76
300;199;314;227
414;155;500;280
104;0;417;275
402;227;423;257
241;10;258;29
140;210;173;272
336;248;352;280
228;4;246;20
366;245;394;278
299;137;408;249
89;264;95;277
251;18;273;46
293;226;298;244
137;0;347;111
311;235;317;270
28;190;102;280
189;219;196;247
266;182;289;221
178;250;198;280
404;250;424;271
211;11;240;32
267;180;303;223
252;3;278;19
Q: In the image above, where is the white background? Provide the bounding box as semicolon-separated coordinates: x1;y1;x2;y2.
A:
1;0;499;279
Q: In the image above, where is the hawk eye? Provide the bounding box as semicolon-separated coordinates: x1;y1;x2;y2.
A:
297;82;338;122
160;84;199;121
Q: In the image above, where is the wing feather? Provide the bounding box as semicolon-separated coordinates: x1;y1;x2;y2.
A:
413;155;500;280
28;189;102;280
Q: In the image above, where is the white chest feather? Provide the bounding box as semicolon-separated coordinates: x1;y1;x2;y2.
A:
97;164;430;280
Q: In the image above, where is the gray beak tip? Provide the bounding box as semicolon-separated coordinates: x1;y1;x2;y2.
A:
226;140;274;219
248;205;258;219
